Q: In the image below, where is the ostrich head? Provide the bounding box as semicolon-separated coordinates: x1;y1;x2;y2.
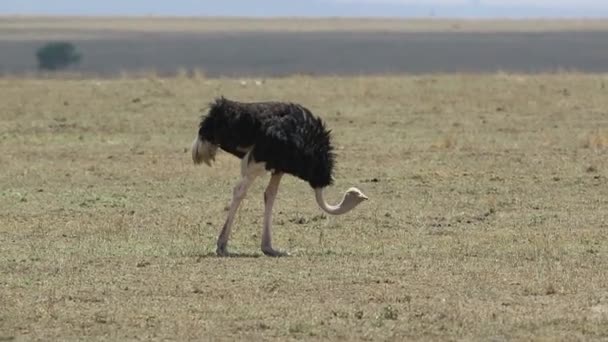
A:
314;186;368;215
344;187;369;206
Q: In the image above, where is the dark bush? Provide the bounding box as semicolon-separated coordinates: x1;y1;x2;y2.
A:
36;42;82;71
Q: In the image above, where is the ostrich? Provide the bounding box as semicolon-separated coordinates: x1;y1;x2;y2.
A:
191;97;368;257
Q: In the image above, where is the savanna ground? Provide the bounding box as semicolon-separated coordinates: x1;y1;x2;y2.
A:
1;73;608;340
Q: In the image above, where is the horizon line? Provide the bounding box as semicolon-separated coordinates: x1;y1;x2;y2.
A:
2;14;608;20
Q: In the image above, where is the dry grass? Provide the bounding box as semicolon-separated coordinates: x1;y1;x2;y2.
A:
583;129;608;149
1;73;608;340
2;17;608;40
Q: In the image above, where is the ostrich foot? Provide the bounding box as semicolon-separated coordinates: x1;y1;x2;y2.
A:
261;247;290;257
216;242;229;257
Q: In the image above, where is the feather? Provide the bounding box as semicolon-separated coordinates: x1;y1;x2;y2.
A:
196;97;335;188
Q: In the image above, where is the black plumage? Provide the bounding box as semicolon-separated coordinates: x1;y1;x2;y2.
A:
197;97;335;188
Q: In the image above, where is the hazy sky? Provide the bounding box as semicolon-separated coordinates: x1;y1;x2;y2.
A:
336;0;603;5
1;0;607;17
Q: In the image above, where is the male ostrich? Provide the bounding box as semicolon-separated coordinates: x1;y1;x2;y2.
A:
192;97;368;257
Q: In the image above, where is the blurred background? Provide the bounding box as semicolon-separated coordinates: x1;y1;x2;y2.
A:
1;0;607;77
3;0;608;17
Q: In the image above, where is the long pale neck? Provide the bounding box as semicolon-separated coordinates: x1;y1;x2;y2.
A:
314;188;357;215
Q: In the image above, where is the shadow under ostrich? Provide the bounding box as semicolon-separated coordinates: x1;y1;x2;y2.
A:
192;97;368;257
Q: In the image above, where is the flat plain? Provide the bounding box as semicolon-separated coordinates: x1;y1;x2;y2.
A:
5;17;608;34
3;17;608;76
1;73;608;340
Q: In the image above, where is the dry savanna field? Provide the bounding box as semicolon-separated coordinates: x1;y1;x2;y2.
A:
1;73;608;340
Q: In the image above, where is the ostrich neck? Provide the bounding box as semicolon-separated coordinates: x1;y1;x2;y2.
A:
314;188;355;215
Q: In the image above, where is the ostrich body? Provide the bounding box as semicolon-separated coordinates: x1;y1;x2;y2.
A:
192;97;368;256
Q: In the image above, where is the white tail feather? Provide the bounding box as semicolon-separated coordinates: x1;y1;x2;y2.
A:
191;136;217;166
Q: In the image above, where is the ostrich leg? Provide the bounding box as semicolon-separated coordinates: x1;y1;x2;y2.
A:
261;172;288;257
216;154;264;256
